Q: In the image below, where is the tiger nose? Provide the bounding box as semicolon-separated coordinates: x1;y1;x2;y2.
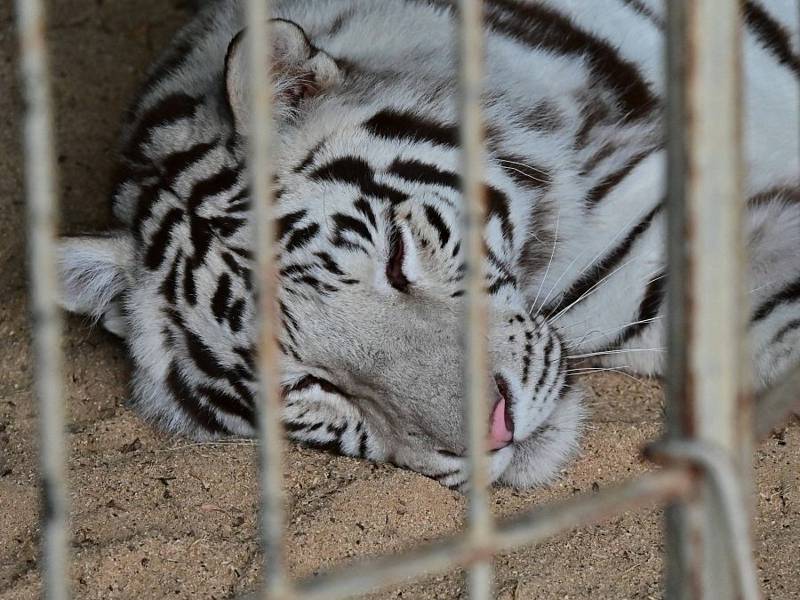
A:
489;374;514;450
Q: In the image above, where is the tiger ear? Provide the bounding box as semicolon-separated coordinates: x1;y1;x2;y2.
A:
224;19;341;133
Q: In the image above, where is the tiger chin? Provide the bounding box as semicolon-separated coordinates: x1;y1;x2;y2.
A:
55;0;800;490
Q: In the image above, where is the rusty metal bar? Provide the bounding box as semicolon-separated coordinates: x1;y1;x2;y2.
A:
245;2;293;599
15;1;70;600
755;363;800;439
648;441;760;600
291;468;692;600
456;0;493;598
664;1;752;599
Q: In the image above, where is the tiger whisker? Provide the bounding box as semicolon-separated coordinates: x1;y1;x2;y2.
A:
498;163;552;186
546;257;639;322
566;365;631;374
566;366;650;385
534;250;584;313
563;315;664;346
496;157;552;178
568;208;645;282
529;209;561;313
548;265;663;324
568;347;665;360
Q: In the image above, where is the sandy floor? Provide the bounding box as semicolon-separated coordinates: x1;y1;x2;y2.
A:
1;2;798;599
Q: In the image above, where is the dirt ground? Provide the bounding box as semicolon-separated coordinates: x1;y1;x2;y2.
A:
0;2;798;599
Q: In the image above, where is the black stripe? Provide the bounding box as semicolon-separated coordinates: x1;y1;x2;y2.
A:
160;140;217;187
579;142;618;177
332;213;373;244
211;273;232;322
144;208;184;270
744;1;800;75
547;202;663;316
125;93;198;163
160;250;182;304
228;298;246;332
225;188;251;213
488;276;515;295
280;263;313;277
165;362;227;433
423;205;451;247
221;252;242;275
772;318;800;345
293;138;326;172
612;271;666;347
188;216;214;268
182;255;197;305
127;37;194;123
182;325;227;380
210;216;246;237
233;346;256;372
353;197;377;228
358;427;368;458
619;0;664;28
387;159;460;191
279;300;301;333
229;246;253;260
186;166;241;213
585;150;654;209
311;156;409;204
363;110;459;147
486;185;514;243
277;210;307;240
483;0;658;121
285;222;320;253
284;420;315;433
752;275;800;322
196;383;255;426
533;337;554;391
498;155;552;190
133;184;161;236
315;252;345;276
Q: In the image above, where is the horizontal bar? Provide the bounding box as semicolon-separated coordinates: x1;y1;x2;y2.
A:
755;363;800;439
289;468;692;600
15;2;71;600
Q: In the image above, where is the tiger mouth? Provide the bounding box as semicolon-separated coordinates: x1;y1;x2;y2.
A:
490;374;515;449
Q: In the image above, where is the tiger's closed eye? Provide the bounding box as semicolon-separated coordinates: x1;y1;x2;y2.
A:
386;228;410;292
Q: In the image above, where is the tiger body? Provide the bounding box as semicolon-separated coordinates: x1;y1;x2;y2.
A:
58;0;800;489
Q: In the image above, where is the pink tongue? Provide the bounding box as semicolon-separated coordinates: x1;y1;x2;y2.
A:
488;396;513;450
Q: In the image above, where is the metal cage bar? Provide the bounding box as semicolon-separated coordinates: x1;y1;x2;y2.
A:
663;1;753;598
15;0;800;599
457;0;494;598
244;2;293;599
15;2;70;600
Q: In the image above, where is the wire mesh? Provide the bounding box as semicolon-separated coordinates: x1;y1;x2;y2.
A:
15;0;800;599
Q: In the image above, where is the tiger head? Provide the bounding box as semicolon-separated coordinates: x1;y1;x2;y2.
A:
57;19;584;489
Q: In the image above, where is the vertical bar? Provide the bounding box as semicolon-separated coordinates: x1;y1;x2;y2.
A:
245;2;292;598
15;2;70;599
457;1;493;598
664;1;752;599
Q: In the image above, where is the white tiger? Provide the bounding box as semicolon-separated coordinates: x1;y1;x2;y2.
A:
56;0;800;489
